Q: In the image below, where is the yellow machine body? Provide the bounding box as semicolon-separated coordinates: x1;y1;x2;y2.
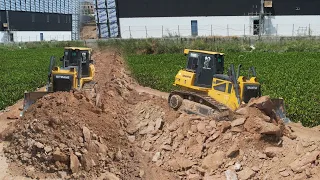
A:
51;64;95;90
173;70;260;111
207;76;260;111
21;46;97;116
169;49;289;123
169;49;262;111
173;69;211;92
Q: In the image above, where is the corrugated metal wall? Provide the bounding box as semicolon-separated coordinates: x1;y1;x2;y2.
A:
116;0;320;18
92;0;120;38
0;0;80;40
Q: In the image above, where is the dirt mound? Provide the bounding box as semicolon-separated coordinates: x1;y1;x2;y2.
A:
1;90;139;179
127;95;320;180
1;48;320;180
0;49;178;180
81;25;97;39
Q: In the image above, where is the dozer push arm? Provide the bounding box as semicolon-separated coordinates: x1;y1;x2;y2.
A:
46;56;56;91
236;64;242;80
77;55;83;88
230;64;241;105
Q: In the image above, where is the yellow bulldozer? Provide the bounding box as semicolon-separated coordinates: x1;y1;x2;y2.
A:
21;47;98;116
168;49;290;123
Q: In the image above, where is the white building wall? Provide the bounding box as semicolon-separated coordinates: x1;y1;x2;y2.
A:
0;31;72;43
0;32;6;42
119;15;320;38
14;31;72;42
263;16;320;36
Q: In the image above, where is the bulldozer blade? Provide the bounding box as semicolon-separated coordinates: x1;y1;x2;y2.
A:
20;91;52;117
271;98;291;124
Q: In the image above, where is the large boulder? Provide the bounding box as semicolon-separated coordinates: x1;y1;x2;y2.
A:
244;116;282;137
247;96;275;117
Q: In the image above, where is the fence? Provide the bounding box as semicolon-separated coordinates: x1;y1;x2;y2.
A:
119;24;320;39
0;32;72;43
15;34;72;42
16;35;72;42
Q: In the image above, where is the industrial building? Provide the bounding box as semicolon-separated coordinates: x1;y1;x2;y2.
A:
0;0;80;43
92;0;119;38
81;1;94;15
102;0;320;38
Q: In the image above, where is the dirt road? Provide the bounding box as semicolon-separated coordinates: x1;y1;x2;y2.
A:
1;48;320;180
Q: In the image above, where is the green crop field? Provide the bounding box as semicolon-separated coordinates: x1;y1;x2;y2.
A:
0;47;64;110
126;52;320;127
1;38;320;127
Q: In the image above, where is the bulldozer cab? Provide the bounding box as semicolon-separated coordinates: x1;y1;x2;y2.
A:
184;49;224;88
61;47;93;77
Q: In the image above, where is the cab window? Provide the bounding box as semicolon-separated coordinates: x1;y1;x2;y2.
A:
213;83;226;92
227;83;232;93
186;53;199;72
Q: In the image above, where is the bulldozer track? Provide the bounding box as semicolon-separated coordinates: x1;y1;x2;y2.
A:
168;90;230;113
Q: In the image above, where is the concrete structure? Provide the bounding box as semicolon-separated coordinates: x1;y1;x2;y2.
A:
81;1;94;15
113;0;320;39
0;0;80;43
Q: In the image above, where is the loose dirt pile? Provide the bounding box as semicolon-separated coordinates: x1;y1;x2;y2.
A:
127;95;320;180
1;90;140;179
0;50;149;180
81;25;97;39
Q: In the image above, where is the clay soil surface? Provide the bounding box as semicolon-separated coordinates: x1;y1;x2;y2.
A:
80;25;97;39
1;48;320;180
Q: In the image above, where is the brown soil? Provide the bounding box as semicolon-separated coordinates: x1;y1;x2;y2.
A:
0;47;320;180
80;25;97;39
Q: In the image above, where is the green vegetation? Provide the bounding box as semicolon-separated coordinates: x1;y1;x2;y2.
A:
0;40;86;110
0;40;85;50
0;48;64;110
126;52;320;127
2;37;320;127
98;37;320;54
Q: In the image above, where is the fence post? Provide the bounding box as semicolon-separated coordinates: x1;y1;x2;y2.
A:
308;24;311;36
211;25;212;36
276;24;278;36
145;26;148;38
129;26;132;38
227;24;229;36
162;26;163;38
244;24;246;36
178;25;180;36
292;24;295;36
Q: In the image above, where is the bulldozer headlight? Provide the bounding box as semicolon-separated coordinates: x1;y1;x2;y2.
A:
53;67;59;71
238;76;246;82
250;77;257;82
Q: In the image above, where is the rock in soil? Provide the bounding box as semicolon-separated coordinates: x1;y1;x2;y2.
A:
237;167;256;180
202;151;225;171
289;151;320;173
225;169;238;180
